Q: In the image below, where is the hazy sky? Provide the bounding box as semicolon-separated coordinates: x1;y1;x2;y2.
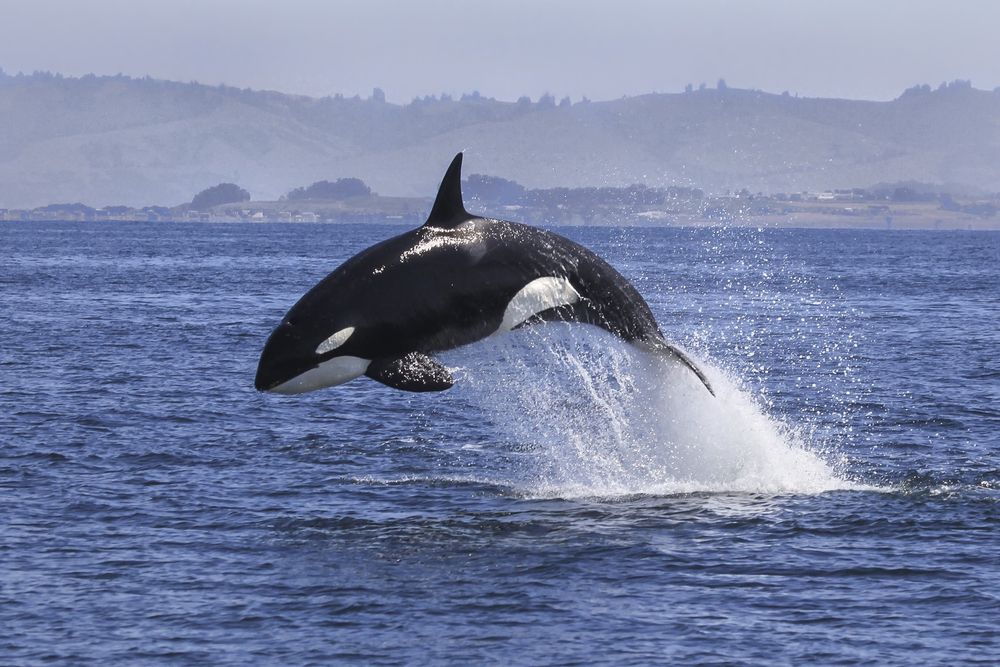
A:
2;0;998;102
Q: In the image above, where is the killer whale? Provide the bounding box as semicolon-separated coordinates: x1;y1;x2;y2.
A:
254;153;714;396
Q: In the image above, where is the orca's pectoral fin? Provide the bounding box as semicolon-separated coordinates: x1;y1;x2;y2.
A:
365;352;454;392
660;343;715;397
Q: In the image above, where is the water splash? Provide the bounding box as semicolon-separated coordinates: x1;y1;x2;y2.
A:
445;325;859;499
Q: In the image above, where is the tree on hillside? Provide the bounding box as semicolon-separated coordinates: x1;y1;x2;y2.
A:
465;174;525;205
901;83;932;97
190;183;250;210
285;178;372;201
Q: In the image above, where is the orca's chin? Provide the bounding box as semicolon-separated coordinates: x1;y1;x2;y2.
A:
254;376;285;393
254;369;294;393
253;356;313;393
254;367;314;394
263;379;312;395
255;356;372;394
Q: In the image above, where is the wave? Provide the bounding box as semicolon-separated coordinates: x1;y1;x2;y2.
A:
444;325;865;499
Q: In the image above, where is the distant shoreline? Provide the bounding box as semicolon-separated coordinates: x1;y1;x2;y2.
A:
4;215;998;232
4;192;998;231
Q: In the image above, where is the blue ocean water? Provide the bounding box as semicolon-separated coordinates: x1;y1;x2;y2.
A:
2;221;998;665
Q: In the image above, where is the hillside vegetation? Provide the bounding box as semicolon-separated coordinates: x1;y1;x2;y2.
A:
1;71;998;208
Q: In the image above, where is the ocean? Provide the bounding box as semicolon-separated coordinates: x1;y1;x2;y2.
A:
2;221;998;665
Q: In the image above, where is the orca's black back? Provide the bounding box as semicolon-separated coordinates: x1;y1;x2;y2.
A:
284;217;664;361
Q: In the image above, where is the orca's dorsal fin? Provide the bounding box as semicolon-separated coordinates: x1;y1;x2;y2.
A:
424;152;472;228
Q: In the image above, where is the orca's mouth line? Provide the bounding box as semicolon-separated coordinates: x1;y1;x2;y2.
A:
255;378;283;392
254;362;313;393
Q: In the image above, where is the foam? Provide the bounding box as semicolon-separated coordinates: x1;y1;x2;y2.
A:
445;325;863;499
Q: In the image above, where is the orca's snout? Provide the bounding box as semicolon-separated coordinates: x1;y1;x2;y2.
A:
254;321;314;392
253;357;280;392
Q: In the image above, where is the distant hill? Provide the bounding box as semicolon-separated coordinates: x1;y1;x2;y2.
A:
1;71;999;208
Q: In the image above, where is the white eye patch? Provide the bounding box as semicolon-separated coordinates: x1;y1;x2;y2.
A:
315;326;355;355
